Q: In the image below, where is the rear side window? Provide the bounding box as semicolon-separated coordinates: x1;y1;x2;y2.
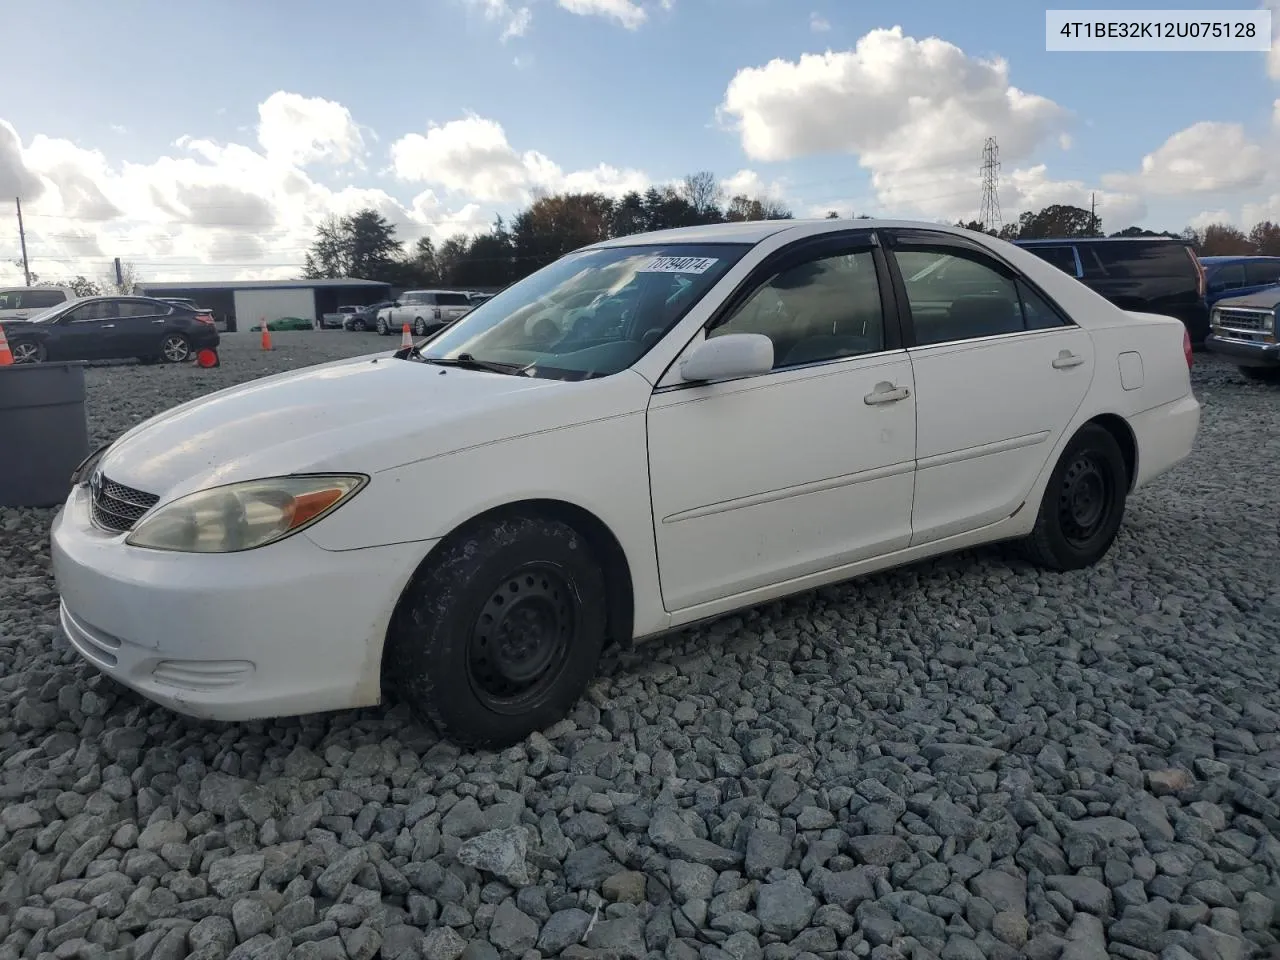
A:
1028;245;1079;276
1245;260;1280;286
436;293;471;306
1087;241;1196;279
117;300;166;317
24;290;68;309
1210;263;1247;292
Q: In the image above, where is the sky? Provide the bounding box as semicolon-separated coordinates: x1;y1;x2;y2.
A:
2;0;1279;285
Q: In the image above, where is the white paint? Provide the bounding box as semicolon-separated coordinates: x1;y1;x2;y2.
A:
49;218;1202;724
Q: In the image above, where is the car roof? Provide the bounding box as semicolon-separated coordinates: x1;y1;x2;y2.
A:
1015;236;1191;246
1200;255;1280;263
585;218;1002;250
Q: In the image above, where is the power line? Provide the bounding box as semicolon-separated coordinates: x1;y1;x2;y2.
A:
979;137;1002;234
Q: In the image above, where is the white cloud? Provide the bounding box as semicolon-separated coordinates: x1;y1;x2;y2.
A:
256;91;365;167
1189;209;1233;229
721;169;786;200
1102;122;1268;195
390;114;648;203
466;0;532;41
810;12;831;32
1004;165;1146;228
558;0;648;29
1274;98;1280;128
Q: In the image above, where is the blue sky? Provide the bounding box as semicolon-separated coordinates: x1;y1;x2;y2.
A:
2;0;1278;281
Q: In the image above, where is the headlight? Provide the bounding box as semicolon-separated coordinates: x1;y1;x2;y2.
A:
125;474;366;553
71;442;112;487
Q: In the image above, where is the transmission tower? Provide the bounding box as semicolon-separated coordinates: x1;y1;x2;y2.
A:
979;137;1002;234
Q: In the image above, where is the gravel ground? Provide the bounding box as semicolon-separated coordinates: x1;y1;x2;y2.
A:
1;331;1278;960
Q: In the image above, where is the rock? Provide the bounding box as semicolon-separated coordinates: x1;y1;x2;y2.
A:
849;835;911;866
969;870;1027;915
1065;817;1141;845
669;860;717;903
488;900;537;954
137;820;187;852
231;898;274;940
585;916;646;959
744;830;791;879
1047;875;1113;915
441;797;488;839
315;848;367;899
208;854;265;898
564;844;622;890
992;910;1028;948
602;870;647;903
1145;769;1193;796
756;880;817;938
418;927;464;960
820;868;877;911
922;743;1005;774
341;925;381;960
537;909;592;954
199;773;252;817
668;838;742;869
456;828;531;887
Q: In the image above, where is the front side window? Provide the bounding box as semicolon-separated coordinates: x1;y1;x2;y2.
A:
419;243;749;380
896;248;1051;346
1211;263;1246;291
1244;260;1280;286
64;301;120;323
709;250;885;368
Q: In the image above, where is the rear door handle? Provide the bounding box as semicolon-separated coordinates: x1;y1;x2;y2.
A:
864;382;911;405
1052;351;1084;369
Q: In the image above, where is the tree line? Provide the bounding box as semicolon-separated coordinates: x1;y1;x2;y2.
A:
303;171;793;290
957;203;1280;258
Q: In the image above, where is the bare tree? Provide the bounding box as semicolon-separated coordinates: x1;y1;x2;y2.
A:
102;261;141;294
680;171;723;219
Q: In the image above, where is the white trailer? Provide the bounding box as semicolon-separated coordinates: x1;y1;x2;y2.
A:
233;288;316;330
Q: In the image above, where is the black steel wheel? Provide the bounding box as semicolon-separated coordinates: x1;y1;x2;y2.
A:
1020;423;1128;571
386;514;608;748
161;334;191;363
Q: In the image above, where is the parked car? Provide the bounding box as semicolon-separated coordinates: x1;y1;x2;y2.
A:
1205;287;1280;379
0;285;77;321
1199;255;1280;308
50;219;1199;747
321;306;362;329
250;316;314;332
376;290;474;336
342;301;395;332
1016;237;1210;345
2;295;219;364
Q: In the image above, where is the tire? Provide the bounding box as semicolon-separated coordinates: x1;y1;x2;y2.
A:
353;320;366;332
376;317;388;336
10;340;45;364
1239;366;1280;382
413;318;427;337
1019;424;1128;571
160;333;191;363
386;514;608;748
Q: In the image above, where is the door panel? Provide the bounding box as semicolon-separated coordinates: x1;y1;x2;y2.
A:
889;238;1095;546
648;354;916;609
908;328;1094;543
646;239;915;612
54;302;119;360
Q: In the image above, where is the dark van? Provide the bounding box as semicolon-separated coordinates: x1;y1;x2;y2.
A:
1015;237;1209;344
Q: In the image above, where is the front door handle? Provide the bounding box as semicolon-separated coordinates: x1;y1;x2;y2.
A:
864;382;911;405
152;319;166;324
100;324;115;329
1052;351;1084;369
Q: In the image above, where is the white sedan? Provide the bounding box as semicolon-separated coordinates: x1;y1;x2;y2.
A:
51;219;1200;747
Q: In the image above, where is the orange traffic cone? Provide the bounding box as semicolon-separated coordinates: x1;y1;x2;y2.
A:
0;325;12;366
401;323;413;349
260;318;272;351
196;347;220;368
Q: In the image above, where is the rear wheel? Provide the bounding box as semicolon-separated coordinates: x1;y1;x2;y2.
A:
385;514;607;748
376;317;388;336
1239;366;1280;382
352;319;367;332
1020;424;1128;571
10;340;45;364
160;334;191;363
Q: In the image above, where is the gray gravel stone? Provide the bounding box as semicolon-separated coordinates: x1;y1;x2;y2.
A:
456;827;531;887
537;908;591;954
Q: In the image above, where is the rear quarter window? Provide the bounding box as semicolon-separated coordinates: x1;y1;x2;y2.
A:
1087;241;1196;279
1027;245;1079;276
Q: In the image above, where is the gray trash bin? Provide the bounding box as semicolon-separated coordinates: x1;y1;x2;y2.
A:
0;362;91;508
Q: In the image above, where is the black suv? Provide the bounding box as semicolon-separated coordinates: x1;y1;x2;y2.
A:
1016;237;1209;345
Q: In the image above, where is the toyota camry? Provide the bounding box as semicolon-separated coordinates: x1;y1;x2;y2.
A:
51;219;1200;747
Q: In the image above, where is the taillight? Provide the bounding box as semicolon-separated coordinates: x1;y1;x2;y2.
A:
1183;328;1193;369
1188;248;1206;299
196;313;214;325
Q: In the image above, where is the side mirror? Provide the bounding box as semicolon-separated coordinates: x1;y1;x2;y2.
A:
679;333;774;382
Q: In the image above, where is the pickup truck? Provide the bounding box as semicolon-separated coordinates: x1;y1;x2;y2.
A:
1205;287;1280;380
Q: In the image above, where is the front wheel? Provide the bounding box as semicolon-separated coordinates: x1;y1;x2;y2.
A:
352;320;367;332
160;334;191;363
10;340;45;364
1019;424;1128;571
376;318;388;336
413;318;427;337
385;515;608;749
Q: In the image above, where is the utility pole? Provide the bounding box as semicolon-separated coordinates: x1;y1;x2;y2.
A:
1090;192;1098;236
114;257;123;291
15;198;30;286
979;137;1002;235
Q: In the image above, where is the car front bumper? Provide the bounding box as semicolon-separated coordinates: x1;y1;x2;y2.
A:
50;483;432;722
1205;333;1280;367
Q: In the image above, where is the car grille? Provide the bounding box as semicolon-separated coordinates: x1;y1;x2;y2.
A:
1215;308;1272;335
91;476;159;533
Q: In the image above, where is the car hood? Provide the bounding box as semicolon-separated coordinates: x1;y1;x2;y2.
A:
1213;287;1280;310
98;352;618;501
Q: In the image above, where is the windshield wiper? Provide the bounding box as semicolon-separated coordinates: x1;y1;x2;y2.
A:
418;352;532;376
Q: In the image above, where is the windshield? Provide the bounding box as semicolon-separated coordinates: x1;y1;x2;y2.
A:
419;243;749;380
23;300;81;323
